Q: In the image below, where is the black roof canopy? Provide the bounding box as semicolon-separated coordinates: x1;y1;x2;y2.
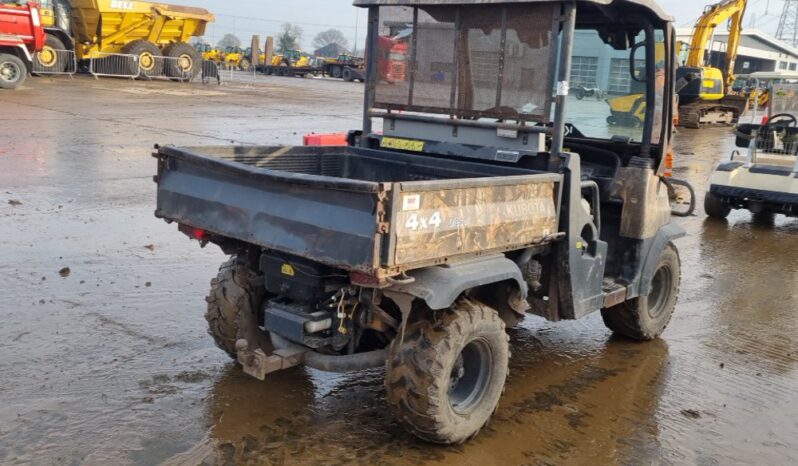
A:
352;0;673;22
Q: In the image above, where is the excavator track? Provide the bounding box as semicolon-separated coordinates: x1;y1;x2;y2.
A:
678;96;748;129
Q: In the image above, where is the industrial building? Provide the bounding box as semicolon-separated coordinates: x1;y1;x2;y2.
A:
676;28;798;74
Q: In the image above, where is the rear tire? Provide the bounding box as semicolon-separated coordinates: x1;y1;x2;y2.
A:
601;244;680;340
163;42;201;80
34;34;67;74
704;191;731;219
0;53;27;90
122;40;162;77
385;298;509;444
331;65;342;79
205;255;266;359
342;67;353;82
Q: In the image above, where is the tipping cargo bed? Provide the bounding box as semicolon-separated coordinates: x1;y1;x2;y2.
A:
155;145;562;276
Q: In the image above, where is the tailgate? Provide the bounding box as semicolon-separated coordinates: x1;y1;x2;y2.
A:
387;174;561;267
155;146;386;273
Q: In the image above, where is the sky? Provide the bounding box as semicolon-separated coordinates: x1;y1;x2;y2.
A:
164;0;785;51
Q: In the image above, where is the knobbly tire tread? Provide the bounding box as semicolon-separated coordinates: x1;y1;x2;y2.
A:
385;298;509;444
204;256;262;359
601;244;681;340
163;42;201;80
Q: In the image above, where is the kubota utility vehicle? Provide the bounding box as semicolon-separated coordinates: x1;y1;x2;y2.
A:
155;0;684;444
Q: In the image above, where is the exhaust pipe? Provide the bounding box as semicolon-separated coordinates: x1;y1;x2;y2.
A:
270;334;387;373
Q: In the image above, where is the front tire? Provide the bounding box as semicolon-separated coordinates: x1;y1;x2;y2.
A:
205;255;266;358
704;191;731;219
385;298;509;444
601;244;680;340
0;53;27;90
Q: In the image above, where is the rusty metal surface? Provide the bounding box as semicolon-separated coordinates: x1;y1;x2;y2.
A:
392;179;558;265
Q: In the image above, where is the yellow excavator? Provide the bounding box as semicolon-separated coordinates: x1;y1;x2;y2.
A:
676;0;749;128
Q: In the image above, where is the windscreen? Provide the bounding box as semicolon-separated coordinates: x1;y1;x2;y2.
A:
560;28;666;144
374;4;557;123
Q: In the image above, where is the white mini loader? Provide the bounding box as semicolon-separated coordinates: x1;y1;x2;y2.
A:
705;84;798;219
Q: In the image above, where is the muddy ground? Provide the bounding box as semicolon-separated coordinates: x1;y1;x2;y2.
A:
1;75;796;466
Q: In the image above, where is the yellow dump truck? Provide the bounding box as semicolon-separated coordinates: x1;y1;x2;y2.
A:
35;0;213;77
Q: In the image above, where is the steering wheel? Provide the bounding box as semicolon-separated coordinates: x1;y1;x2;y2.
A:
765;113;797;128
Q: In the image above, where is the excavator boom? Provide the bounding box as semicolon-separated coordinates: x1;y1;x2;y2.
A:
685;0;746;92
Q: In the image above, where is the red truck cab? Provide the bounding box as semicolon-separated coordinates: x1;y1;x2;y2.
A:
0;1;46;89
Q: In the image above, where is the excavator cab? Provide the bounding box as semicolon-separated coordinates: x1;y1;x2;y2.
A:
676;66;724;101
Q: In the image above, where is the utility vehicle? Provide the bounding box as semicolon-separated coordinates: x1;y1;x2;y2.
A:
706;83;798;219
155;0;684;444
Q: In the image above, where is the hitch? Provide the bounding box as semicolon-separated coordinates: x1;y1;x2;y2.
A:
235;339;307;380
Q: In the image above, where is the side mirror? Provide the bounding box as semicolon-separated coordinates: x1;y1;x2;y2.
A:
630;42;646;83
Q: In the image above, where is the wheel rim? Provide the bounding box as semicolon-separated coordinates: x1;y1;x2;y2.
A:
647;265;672;319
38;46;58;67
0;61;21;82
139;52;156;71
177;53;194;72
448;338;492;415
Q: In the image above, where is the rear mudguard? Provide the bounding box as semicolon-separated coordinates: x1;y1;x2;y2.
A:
636;223;686;297
389;254;529;312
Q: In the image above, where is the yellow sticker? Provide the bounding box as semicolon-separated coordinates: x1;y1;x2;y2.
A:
381;137;425;152
281;263;295;277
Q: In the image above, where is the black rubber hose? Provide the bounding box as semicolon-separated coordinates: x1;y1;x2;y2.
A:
271;334;387;373
663;177;696;217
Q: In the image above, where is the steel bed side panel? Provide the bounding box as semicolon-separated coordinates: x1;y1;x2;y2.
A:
156;153;383;273
388;173;563;267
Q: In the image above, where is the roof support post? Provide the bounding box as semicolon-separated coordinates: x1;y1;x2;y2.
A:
551;1;576;156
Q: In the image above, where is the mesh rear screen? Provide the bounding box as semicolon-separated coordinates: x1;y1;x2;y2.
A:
770;84;798;116
374;4;557;122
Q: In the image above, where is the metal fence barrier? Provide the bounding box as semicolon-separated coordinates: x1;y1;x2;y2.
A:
89;53;139;79
31;49;77;76
86;53;224;84
200;60;221;84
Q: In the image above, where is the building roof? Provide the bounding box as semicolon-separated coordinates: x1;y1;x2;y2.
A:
352;0;673;21
676;28;798;60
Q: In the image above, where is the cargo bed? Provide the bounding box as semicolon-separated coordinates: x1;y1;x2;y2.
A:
155;145;562;275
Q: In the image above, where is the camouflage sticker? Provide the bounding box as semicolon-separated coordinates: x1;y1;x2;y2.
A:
393;182;558;265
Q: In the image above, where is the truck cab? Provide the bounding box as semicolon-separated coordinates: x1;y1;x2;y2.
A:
0;1;46;88
154;0;683;444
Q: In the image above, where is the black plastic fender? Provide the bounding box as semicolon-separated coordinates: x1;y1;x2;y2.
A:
390;255;529;312
638;223;685;297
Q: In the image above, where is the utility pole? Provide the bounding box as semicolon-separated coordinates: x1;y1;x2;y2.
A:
777;0;798;47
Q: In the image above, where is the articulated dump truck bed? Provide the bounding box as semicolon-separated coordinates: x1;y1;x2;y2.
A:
155;145;562;276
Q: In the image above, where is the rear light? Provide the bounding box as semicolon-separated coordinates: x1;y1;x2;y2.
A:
350;272;382;287
178;224;208;241
191;228;207;240
664;151;674;177
761;115;769;125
